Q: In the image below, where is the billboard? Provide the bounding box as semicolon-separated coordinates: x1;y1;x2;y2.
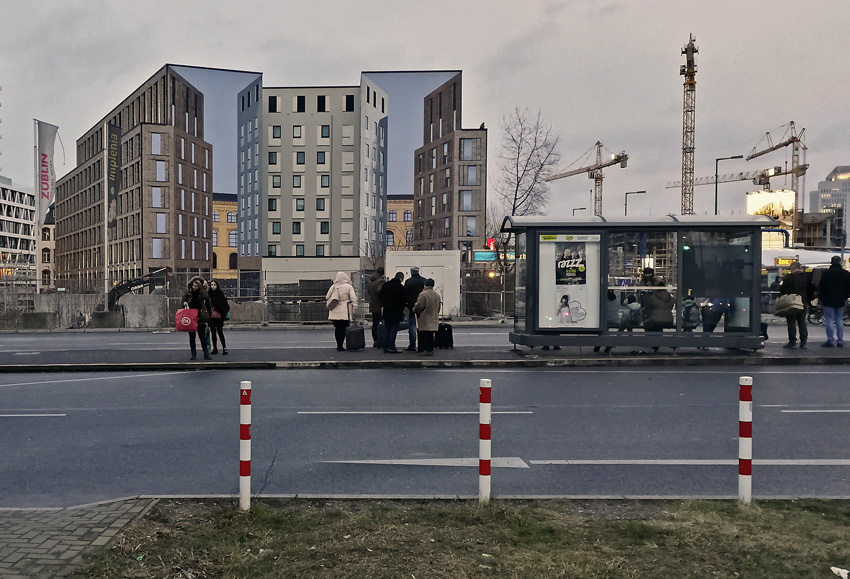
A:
537;234;601;329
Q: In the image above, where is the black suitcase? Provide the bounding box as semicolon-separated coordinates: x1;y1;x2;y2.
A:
435;322;453;349
346;324;365;351
376;322;387;348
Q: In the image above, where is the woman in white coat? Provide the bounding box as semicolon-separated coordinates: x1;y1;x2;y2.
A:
326;271;357;351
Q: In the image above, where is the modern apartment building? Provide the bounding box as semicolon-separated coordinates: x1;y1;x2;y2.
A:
810;166;850;247
0;176;37;287
236;76;388;264
412;73;486;254
55;65;214;291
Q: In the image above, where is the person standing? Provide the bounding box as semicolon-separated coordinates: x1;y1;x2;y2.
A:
326;271;357;352
379;272;406;354
818;255;850;348
403;266;426;352
413;278;442;356
208;279;230;355
182;276;212;361
366;267;386;348
779;261;816;349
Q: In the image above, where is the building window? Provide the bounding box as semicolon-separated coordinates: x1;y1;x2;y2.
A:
293;175;302;188
444;217;451;237
442;193;448;213
388;210;397;222
152;187;162;207
295;151;305;165
321;125;330;138
212;230;218;246
41;248;50;263
152;238;163;258
459;190;473;211
268;95;277;113
403;210;412;222
273;175;281;188
321;175;330;188
317;95;326;112
227;211;236;223
444;168;451;188
466;165;478;186
268;245;277;257
296;95;306;112
386;231;394;246
320;221;329;235
292;222;302;235
229;230;237;247
212;210;219;222
345;94;355;111
229;253;237;268
296;198;305;211
269;198;278;212
293;125;302;138
316;244;325;256
269;151;278;165
151;133;162;155
442;142;449;165
272;125;281;138
316;198;326;211
156;213;167;233
317;151;326;165
296;244;304;256
462;215;477;236
155;160;166;181
42;228;50;241
406;230;413;245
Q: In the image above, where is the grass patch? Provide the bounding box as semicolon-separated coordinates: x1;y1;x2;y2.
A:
74;498;850;578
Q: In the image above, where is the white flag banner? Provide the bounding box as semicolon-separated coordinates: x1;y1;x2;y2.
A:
36;120;59;227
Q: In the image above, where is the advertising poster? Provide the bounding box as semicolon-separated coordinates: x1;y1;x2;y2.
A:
538;234;600;329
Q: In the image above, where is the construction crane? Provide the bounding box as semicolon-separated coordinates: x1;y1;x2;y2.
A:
746;121;806;241
544;141;628;216
665;164;809;190
680;34;698;215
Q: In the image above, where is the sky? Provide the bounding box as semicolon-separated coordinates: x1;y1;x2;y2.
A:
1;0;848;220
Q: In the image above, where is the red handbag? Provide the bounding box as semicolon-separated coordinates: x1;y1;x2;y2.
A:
175;308;198;332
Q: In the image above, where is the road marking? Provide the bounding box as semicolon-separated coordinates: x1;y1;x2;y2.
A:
298;411;533;415
780;409;850;413
530;459;850;466
321;457;529;468
0;413;66;417
0;371;194;388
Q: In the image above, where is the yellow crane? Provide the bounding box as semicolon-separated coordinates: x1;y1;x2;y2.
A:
544;141;628;216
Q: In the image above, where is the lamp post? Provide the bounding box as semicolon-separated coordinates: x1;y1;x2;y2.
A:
715;155;743;216
624;190;646;216
572;207;587;216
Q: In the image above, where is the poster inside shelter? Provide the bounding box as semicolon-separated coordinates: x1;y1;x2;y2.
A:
538;234;600;329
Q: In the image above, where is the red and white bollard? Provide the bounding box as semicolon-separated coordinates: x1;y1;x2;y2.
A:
239;380;252;511
479;378;492;504
738;376;753;504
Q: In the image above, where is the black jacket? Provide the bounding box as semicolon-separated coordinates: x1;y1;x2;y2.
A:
379;278;407;323
818;264;850;308
209;287;230;316
404;273;426;309
780;271;815;305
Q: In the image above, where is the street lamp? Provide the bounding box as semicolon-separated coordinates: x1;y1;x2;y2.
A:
572;207;587;216
624;190;646;216
715;155;743;216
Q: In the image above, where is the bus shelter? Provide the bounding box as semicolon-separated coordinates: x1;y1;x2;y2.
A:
501;215;777;352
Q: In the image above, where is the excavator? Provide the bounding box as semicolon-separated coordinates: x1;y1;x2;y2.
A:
106;268;169;311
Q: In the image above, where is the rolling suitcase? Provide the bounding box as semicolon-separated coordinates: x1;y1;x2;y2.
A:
345;303;365;351
436;322;453;349
376;321;387;348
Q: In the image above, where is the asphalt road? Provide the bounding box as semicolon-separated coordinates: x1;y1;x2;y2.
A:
1;366;848;507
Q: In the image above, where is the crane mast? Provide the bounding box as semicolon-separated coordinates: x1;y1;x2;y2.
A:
680;34;698;215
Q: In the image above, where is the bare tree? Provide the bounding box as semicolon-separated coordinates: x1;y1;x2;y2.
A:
495;108;561;218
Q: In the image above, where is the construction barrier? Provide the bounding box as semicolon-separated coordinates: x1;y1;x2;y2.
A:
240;380;252;511
479;378;492;504
739;376;753;504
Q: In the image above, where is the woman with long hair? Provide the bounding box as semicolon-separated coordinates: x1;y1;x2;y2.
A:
208;279;230;355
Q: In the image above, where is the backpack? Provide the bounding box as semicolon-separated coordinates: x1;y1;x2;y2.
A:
628;307;642;326
683;303;700;328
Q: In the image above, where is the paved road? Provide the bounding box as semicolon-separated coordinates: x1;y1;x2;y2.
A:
2;365;848;508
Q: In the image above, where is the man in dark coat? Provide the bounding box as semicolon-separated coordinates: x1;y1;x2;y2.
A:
379;272;406;354
817;255;850;347
366;267;386;348
403;266;426;351
779;261;816;349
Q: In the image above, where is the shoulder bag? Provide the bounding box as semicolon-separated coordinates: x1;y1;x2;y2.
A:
774;293;804;317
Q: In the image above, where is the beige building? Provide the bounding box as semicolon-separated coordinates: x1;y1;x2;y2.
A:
386;194;413;251
211;192;238;280
55;65;214;291
413;73;487;255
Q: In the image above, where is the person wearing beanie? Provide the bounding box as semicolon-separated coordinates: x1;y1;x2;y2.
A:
413;278;441;356
404;266;426;351
818;255;850;347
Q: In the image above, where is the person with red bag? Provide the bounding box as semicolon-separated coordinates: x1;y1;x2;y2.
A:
182;276;212;360
208;279;230;355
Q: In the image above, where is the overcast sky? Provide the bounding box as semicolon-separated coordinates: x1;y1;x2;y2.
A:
1;0;848;219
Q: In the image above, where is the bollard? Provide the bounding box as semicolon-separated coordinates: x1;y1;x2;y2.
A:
239;380;252;511
738;376;753;504
479;378;492;504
